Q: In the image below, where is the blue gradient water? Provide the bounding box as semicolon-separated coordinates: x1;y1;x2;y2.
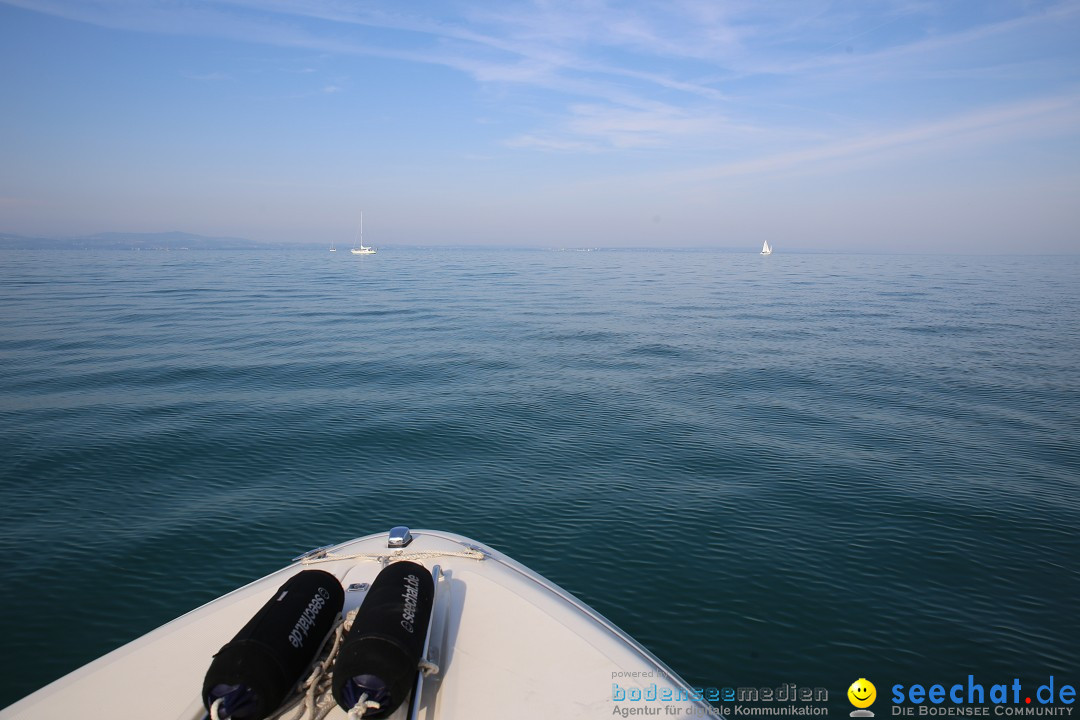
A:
1;248;1077;710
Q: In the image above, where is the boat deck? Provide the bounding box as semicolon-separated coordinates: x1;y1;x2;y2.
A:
1;529;715;720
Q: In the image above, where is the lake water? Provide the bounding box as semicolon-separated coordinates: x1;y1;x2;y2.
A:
1;247;1077;712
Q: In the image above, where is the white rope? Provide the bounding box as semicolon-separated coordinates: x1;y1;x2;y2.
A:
301;548;486;566
267;610;356;720
259;602;439;719
346;692;381;719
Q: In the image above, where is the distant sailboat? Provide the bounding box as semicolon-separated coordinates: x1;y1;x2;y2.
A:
760;241;773;255
351;212;376;255
329;242;336;252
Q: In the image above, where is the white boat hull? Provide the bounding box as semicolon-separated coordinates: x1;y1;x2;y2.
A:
1;529;714;720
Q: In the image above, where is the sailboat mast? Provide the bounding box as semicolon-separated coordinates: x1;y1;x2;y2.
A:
349;210;375;254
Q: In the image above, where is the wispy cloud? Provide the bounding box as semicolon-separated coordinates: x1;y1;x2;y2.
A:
506;102;750;151
653;93;1080;185
5;0;1078;153
183;71;231;82
743;1;1080;87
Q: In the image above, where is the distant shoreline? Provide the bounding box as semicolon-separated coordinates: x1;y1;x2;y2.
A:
2;234;1073;255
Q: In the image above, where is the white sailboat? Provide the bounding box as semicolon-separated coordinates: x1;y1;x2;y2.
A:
330;242;336;252
760;240;773;255
351;212;376;255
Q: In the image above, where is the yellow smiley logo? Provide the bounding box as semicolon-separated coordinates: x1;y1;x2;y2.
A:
848;678;877;708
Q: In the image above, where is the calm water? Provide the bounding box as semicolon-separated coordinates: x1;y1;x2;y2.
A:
1;248;1078;711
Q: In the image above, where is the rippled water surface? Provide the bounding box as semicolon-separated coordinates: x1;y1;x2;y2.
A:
1;248;1078;709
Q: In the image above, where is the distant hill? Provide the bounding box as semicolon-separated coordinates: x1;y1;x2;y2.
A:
0;231;291;250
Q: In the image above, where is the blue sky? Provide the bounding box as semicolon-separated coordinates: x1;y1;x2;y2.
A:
1;0;1079;252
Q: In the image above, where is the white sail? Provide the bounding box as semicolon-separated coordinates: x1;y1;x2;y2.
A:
760;241;772;255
